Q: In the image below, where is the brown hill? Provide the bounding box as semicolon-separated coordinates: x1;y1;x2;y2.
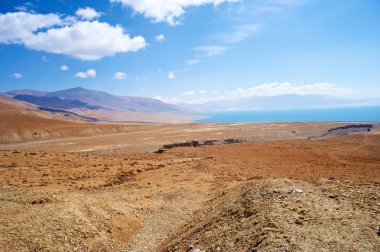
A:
0;96;135;144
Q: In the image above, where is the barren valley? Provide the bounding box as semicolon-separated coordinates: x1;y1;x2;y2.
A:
0;117;380;252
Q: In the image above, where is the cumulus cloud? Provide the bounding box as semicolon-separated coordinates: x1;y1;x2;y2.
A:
11;73;22;79
60;65;69;71
24;21;146;60
110;0;237;25
112;71;127;80
155;34;165;42
0;11;147;60
168;71;176;79
75;7;101;20
0;12;62;44
75;69;96;79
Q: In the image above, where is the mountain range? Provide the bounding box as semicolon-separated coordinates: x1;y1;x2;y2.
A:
3;87;377;123
2;87;193;123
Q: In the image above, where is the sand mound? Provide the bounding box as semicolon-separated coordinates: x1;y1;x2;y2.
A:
160;179;380;252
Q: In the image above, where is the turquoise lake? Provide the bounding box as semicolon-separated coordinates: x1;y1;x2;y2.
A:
196;106;380;123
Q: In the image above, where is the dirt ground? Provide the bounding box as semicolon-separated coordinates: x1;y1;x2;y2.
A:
0;123;380;251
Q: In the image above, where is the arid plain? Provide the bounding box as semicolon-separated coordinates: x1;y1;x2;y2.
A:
1;96;380;251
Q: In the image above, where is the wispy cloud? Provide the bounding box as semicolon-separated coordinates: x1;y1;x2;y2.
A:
14;2;36;13
194;45;227;57
184;0;308;68
186;59;200;66
217;24;261;43
231;0;310;16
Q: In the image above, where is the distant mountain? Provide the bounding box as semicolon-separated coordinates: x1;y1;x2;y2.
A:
3;87;190;123
6;89;47;97
44;87;183;113
14;95;102;110
182;94;361;112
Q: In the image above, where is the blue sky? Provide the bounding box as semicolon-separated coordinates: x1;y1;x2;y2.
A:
0;0;379;104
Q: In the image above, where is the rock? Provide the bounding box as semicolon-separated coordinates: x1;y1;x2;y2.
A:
295;219;303;225
291;188;303;193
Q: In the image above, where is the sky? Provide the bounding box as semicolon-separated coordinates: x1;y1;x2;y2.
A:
0;0;379;104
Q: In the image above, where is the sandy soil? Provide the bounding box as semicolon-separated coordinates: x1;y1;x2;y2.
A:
0;121;364;152
0;125;379;252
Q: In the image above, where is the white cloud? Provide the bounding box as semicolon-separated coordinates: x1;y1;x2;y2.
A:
194;45;227;57
14;6;29;12
75;72;87;79
232;0;309;16
158;82;353;104
112;71;127;80
60;65;69;71
11;73;22;79
186;59;200;65
219;24;261;43
14;3;36;13
168;71;176;79
182;91;195;96
0;12;147;60
189;25;259;66
110;0;237;25
0;12;62;44
75;69;96;79
223;82;352;98
155;34;165;42
41;55;47;62
86;69;96;77
75;7;101;20
25;21;146;61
